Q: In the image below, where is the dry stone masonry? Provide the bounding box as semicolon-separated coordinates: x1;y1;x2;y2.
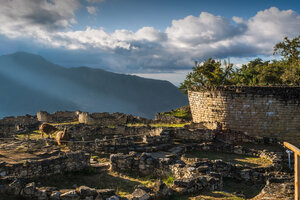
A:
37;111;80;123
0;108;295;199
0;115;38;137
188;86;300;145
0;151;89;178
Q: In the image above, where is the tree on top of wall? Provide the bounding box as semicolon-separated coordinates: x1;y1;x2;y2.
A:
179;58;233;93
180;35;300;93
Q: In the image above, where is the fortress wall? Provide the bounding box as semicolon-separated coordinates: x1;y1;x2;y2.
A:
188;86;300;145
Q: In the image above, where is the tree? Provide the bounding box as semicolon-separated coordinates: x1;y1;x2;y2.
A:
179;58;233;93
281;62;300;85
180;36;300;92
274;35;300;63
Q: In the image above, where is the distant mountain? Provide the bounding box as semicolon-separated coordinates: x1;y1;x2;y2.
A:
0;52;187;118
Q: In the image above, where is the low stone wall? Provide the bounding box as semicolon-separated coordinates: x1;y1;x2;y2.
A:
154;113;188;124
143;132;171;145
110;152;177;176
172;128;216;142
0;151;89;178
172;174;222;194
0;179;118;200
37;111;80;123
78;112;152;126
65;124;164;141
171;159;266;183
109;149;274;195
68;132;173;154
0;115;38;137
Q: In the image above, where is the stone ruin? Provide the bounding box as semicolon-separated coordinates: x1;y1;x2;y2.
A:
0;110;295;199
37;111;81;123
78;112;152;126
0;115;39;137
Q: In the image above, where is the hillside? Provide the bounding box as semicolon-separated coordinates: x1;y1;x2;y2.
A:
0;52;187;118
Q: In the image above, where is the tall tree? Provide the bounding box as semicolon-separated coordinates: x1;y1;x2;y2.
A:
179;58;233;93
274;35;300;63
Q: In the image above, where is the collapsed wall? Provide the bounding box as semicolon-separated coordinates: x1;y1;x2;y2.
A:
78;112;151;125
188;86;300;145
37;111;80;123
0;115;38;137
0;151;89;178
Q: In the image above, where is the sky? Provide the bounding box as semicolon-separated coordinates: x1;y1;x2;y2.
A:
0;0;300;85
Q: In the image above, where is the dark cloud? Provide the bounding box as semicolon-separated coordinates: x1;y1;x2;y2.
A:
0;5;299;73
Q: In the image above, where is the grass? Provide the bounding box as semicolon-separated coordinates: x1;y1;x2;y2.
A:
48;121;80;126
163;175;174;186
193;191;245;200
221;178;264;199
91;155;99;160
16;121;80;141
98;157;110;163
16;129;57;140
170;177;263;200
126;123;190;128
90;154;110;163
32;169;157;197
161;106;192;121
184;151;272;167
161;178;260;200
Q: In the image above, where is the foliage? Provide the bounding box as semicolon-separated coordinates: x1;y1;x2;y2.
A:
179;58;233;93
163;175;175;186
185;151;272;167
180;35;300;91
273;35;300;63
161;106;192;120
126;123;190;128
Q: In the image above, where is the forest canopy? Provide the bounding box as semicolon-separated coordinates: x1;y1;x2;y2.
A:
180;35;300;93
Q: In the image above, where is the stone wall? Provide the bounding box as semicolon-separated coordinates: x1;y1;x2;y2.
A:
78;112;151;126
0;115;38;137
0;178;117;200
188;86;300;145
37;111;80;123
154;113;188;124
110;152;177;176
64;124;164;141
67;131;173;154
110;147;279;195
0;151;89;178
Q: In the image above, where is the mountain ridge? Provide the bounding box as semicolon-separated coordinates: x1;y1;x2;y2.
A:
0;52;187;118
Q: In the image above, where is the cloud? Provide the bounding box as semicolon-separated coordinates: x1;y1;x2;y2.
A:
86;6;98;15
166;12;247;48
0;0;80;38
0;5;299;73
245;7;300;54
86;0;105;3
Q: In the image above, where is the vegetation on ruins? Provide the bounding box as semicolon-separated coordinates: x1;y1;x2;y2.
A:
161;105;192;121
180;35;300;93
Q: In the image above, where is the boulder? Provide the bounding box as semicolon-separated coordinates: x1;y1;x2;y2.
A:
154;180;170;197
131;188;150;200
76;185;97;198
60;190;80;200
35;188;48;200
50;191;62;200
22;182;36;197
96;188;116;199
